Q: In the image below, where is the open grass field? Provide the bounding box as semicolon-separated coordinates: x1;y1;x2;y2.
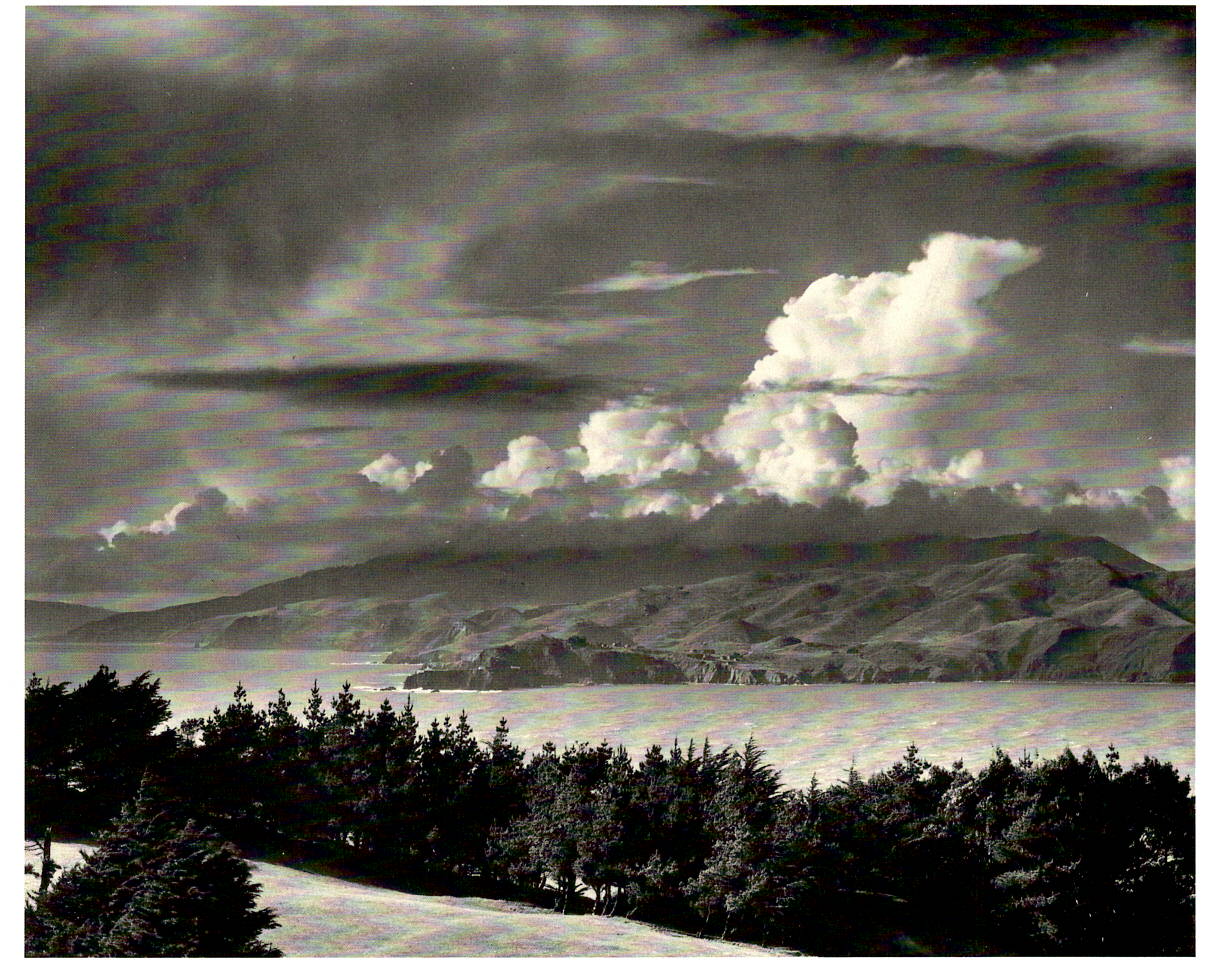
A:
26;843;779;957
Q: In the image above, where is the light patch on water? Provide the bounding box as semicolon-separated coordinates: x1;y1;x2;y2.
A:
26;644;1194;788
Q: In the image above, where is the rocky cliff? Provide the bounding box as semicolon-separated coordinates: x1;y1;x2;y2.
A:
391;549;1193;687
403;637;686;690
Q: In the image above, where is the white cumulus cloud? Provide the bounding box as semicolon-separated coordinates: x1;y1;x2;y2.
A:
479;436;585;496
620;490;697;519
1160;454;1194;520
359;453;434;492
713;233;1040;501
578;401;703;486
747;232;1041;389
850;449;988;505
708;391;865;503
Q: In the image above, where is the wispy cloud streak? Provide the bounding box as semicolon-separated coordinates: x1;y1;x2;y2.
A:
563;264;777;295
1121;337;1195;357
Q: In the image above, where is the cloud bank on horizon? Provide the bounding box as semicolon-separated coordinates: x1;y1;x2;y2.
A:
25;6;1194;604
43;230;1195;608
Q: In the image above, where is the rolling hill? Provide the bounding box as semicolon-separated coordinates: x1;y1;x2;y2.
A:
25;601;114;639
38;532;1193;684
27;844;778;957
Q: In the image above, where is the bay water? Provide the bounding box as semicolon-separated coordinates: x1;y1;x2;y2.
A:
27;643;1195;789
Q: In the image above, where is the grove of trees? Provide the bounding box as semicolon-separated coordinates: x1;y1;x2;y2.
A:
26;668;1195;956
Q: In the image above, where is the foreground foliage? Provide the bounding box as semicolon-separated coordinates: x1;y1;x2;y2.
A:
25;788;280;957
26;668;1194;955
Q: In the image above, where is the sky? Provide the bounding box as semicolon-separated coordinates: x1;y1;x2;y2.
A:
24;5;1195;609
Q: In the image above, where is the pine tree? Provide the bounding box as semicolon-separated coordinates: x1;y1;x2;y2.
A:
259;689;308;847
25;675;72;845
293;680;334;846
684;738;784;940
319;682;364;847
575;745;640;915
26;667;174;837
26;786;280;957
191;683;269;842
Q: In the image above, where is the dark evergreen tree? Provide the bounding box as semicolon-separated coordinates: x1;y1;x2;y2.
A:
684;739;785;941
26;787;280;957
509;743;584;911
575;745;640;915
26;667;174;836
1107;755;1194;954
477;717;529;884
258;689;310;849
412;713;488;875
68;668;174;828
349;698;407;855
190;684;270;843
977;747;1195;955
26;666;1195;957
318;682;365;847
294;680;333;846
380;696;427;872
25;675;73;847
621;741;725;925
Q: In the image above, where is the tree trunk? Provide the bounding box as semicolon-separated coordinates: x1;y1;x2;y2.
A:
37;829;55;898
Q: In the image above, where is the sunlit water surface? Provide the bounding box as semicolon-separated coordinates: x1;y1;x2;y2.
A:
28;644;1195;788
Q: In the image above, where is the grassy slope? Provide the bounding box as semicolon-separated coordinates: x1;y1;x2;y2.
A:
27;844;777;957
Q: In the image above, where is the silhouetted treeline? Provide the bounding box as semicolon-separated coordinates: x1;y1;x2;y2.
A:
26;668;1195;955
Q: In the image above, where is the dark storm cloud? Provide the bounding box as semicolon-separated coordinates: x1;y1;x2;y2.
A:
681;483;1176;558
25;37;556;326
28;69;357;322
172;487;230;528
129;361;614;410
281;425;370;438
27;7;1192;329
402;446;477;506
414;443;479;502
701;5;1194;69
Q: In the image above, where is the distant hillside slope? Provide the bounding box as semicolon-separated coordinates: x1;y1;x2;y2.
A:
394;551;1193;686
25;601;113;639
42;533;1193;685
53;531;1160;643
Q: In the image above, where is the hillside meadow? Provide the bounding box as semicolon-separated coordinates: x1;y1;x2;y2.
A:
26;844;778;957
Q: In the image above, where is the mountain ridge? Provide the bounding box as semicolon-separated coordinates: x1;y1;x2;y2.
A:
44;530;1159;641
33;532;1193;685
25;600;114;639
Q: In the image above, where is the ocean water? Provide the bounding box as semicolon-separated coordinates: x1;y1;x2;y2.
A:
26;644;1195;788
